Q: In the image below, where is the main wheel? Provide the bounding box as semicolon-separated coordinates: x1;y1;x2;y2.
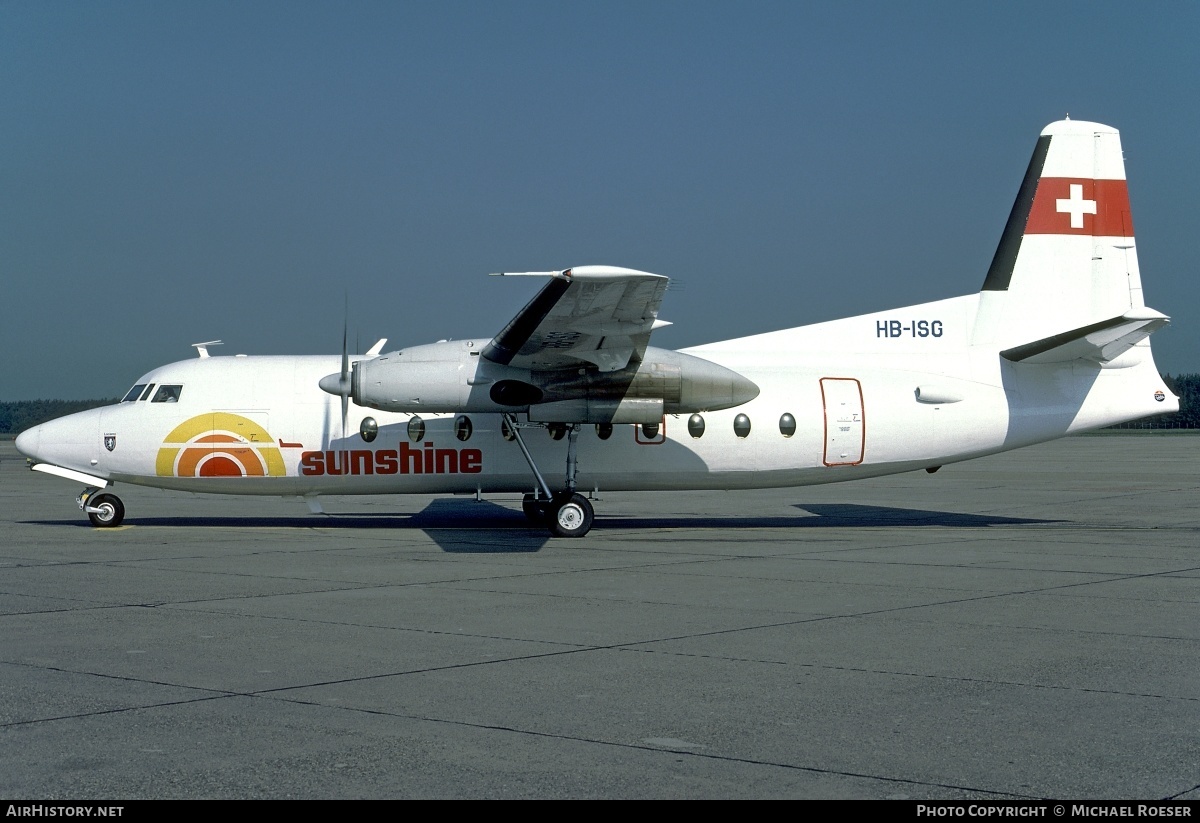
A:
522;493;548;523
547;493;593;538
87;493;125;528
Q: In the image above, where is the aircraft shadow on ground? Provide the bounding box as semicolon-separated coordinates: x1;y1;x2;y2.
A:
27;501;1060;554
789;503;1060;528
587;504;1060;530
27;499;550;553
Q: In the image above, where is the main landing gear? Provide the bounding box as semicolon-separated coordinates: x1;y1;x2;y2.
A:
522;491;594;538
80;487;125;528
505;413;595;538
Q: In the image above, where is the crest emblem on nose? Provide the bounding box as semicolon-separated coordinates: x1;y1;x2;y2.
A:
104;434;116;452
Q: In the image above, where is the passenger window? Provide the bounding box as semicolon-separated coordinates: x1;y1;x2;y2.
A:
123;384;147;402
151;385;183;403
733;414;751;439
455;415;473;441
779;413;797;438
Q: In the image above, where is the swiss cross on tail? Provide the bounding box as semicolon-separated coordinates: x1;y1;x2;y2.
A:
1025;177;1133;236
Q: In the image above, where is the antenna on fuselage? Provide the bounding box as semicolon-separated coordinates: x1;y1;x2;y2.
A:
192;340;223;359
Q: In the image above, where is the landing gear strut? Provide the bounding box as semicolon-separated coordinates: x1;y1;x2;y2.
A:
80;487;124;528
505;414;595;538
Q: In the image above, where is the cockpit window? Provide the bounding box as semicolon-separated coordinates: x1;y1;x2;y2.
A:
139;384;156;401
151;385;183;403
122;384;147;402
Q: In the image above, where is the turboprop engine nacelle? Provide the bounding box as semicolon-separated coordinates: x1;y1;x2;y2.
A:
325;341;759;423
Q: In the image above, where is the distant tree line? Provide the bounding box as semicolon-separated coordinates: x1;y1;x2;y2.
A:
3;375;1199;435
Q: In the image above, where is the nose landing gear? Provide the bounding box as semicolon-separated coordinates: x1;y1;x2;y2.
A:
80;488;125;528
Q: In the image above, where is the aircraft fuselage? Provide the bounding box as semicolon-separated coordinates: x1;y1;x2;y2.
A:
17;293;1172;501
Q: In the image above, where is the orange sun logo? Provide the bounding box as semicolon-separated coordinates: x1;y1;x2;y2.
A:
156;413;286;478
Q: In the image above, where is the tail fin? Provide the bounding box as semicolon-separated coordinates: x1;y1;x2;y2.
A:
972;119;1168;362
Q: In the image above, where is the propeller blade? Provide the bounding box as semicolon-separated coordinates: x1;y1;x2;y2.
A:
318;300;354;445
340;305;349;440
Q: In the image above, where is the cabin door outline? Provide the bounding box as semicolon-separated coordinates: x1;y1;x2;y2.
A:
820;377;865;466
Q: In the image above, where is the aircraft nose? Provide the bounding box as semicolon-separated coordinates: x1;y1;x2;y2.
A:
14;409;101;469
14;425;41;460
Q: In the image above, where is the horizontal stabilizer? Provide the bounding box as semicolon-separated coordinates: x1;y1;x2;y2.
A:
1000;308;1169;364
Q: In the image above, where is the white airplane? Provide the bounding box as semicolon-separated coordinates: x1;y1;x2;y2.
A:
15;119;1176;537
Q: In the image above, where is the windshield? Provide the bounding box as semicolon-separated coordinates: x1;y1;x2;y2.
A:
122;384;147;402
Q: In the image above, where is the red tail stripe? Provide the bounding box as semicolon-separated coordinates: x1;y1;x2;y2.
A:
1025;178;1133;237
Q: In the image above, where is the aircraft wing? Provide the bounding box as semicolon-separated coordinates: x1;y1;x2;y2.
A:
481;266;670;372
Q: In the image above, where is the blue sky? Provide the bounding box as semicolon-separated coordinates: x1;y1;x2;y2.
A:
3;1;1197;399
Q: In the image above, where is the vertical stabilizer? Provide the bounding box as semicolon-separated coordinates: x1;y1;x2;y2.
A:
972;120;1147;353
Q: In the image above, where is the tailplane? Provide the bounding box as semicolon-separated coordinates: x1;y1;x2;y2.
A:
972;119;1167;363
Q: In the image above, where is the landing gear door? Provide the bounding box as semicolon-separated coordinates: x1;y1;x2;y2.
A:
821;378;864;466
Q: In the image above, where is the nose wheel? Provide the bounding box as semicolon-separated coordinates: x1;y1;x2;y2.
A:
80;489;125;528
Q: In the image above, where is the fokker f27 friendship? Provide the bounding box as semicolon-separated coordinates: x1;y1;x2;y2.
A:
17;120;1176;537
